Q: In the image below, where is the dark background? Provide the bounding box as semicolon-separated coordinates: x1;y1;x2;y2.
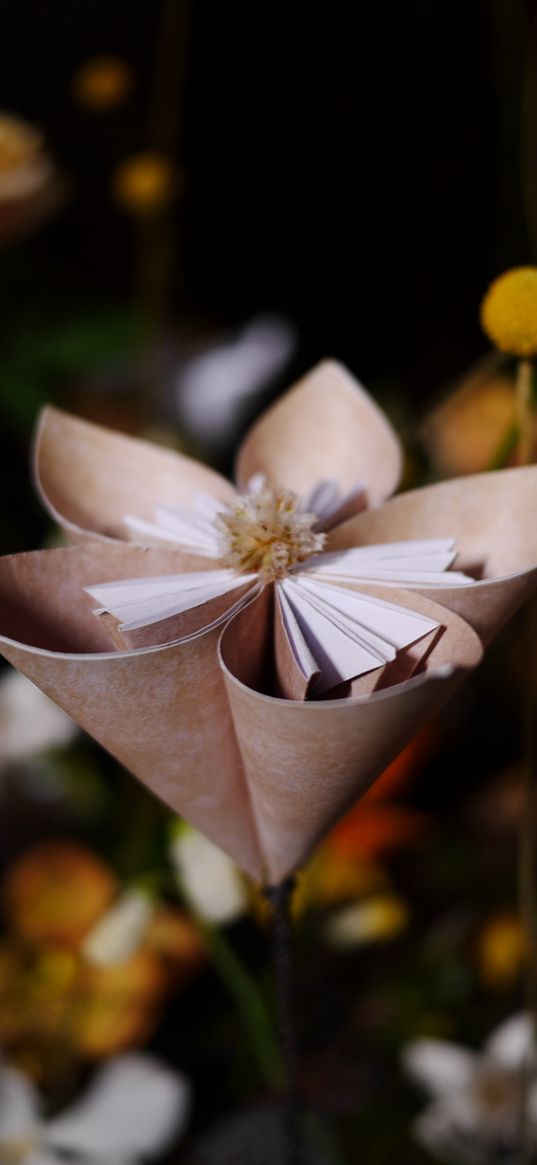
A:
0;0;532;398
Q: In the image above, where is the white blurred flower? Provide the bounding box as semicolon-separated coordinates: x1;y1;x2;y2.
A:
176;315;297;450
0;670;77;766
82;887;155;967
171;827;247;924
402;1013;537;1164
0;1052;190;1164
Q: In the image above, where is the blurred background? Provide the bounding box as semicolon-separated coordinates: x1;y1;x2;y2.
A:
0;1;536;1162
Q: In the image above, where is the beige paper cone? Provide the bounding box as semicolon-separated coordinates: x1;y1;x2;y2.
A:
0;544;262;878
219;587;483;883
235;361;403;506
34;406;235;543
327;466;537;642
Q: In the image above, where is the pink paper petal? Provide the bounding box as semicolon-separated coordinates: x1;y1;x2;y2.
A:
0;543;263;878
219;585;483;882
327;466;537;643
34;406;236;544
235;361;402;506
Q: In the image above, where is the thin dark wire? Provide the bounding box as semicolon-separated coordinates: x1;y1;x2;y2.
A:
264;876;305;1165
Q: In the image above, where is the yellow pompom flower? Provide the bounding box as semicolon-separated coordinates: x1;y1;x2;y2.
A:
73;56;134;111
112;153;179;217
481;267;537;357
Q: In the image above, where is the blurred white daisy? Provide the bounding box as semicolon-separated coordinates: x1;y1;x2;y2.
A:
402;1013;537;1164
0;1052;190;1164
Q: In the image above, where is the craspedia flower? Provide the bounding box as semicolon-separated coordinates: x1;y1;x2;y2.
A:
112;152;180;217
72;55;134;111
481;267;537;357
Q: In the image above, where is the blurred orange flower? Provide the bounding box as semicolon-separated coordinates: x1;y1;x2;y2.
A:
476;912;526;991
0;840;206;1076
2;840;117;947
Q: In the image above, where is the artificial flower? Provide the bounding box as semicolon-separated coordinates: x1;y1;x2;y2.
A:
402;1013;537;1164
0;1052;189;1164
1;363;536;883
421;356;518;477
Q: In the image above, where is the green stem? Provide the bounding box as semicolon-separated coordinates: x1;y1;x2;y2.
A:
201;919;285;1093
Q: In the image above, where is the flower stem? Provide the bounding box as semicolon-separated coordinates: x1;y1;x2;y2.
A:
264;877;305;1165
201;918;285;1094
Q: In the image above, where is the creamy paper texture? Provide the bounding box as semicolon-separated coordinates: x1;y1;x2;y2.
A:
0;359;531;882
0;544;482;882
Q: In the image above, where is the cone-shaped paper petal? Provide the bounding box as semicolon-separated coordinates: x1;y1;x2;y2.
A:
327;467;537;643
235;361;402;506
219;587;483;883
0;543;262;878
34;406;236;544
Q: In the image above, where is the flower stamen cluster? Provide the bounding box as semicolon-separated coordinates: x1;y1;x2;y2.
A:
214;478;326;582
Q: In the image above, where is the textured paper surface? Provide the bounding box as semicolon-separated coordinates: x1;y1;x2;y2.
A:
235;361;403;506
0;545;482;882
327;466;537;642
219;585;483;882
34;407;235;545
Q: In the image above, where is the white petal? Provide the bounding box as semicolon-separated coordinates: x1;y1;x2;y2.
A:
402;1040;478;1098
308;538;474;588
171;828;247;924
282;576;438;694
86;570;256;631
82;888;155;967
0;671;77;766
0;1064;41;1143
413;1101;488;1165
484;1012;535;1068
45;1054;190;1159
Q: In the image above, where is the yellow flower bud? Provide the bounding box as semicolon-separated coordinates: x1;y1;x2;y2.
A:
481;267;537;357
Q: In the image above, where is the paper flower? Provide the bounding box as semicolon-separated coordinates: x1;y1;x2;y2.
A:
0;1052;190;1165
402;1014;536;1164
0;362;536;883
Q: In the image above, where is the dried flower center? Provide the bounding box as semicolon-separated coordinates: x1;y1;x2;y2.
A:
214;478;326;582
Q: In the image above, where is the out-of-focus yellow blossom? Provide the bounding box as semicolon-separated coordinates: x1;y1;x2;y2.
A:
476;913;525;991
421;361;517;477
323;893;409;950
481;267;537;357
72;56;134;111
112;153;179;216
2;841;117;948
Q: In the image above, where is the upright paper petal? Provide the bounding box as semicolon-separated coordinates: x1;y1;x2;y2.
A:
34;406;235;544
219;586;483;883
235;361;402;506
328;466;537;642
0;544;263;878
